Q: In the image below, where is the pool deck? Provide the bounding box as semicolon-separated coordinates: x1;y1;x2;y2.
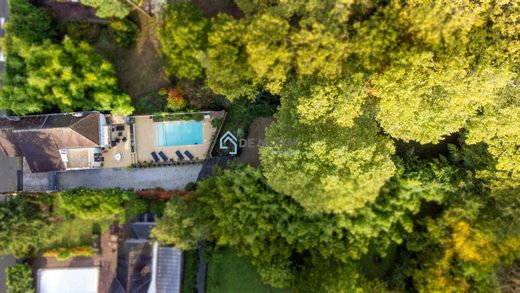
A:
103;123;134;168
134;112;224;163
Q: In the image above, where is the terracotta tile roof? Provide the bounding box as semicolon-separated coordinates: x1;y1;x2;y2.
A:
71;112;100;145
0;130;21;156
0;112;103;172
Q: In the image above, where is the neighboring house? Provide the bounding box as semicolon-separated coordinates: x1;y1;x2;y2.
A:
113;214;183;293
37;267;99;293
0;112;111;173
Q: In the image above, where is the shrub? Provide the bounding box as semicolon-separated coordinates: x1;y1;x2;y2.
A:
153;113;204;122
182;81;220;110
43;246;95;261
6;264;34;293
109;19;139;48
62;21;101;43
134;92;167;114
211;117;223;128
166;87;188;111
57;188;147;222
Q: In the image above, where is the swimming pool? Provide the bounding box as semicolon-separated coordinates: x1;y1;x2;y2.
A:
156;121;203;147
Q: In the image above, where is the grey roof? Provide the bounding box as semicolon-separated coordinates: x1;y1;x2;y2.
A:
130;223;156;240
155;247;183;293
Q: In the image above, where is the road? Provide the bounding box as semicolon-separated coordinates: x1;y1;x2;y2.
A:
57;164;203;191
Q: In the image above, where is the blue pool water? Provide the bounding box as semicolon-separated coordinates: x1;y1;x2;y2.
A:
156;121;203;147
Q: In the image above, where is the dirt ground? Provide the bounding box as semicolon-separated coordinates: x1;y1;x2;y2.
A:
117;14;169;99
95;12;169;101
237;117;274;167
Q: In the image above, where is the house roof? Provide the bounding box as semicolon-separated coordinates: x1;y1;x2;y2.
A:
0;112;102;172
116;219;182;293
154;246;183;293
37;267;99;293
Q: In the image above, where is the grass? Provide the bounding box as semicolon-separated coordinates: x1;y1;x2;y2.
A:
182;250;199;293
47;218;110;249
206;249;289;293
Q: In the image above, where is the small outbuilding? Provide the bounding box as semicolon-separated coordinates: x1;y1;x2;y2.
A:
37;267;99;293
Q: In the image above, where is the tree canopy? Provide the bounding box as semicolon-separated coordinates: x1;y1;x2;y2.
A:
0;197;52;258
57;188;147;222
154;163;454;288
159;2;209;80
1;0;134;115
79;0;132;19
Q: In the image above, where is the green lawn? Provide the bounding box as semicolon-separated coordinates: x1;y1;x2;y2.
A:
47;218;109;249
182;250;198;293
206;249;289;293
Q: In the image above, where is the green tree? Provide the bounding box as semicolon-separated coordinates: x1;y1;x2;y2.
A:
465;74;520;189
0;37;134;115
261;96;396;214
5;0;55;44
358;0;517;143
152;196;209;251
6;264;34;293
206;15;259;100
57;188;146;222
0;197;51;258
79;0;132;19
243;12;292;94
159;2;209;80
153;164;451;288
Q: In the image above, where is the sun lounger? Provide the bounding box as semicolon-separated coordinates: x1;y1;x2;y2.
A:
159;151;168;162
184;150;194;160
175;150;185;160
151;152;160;163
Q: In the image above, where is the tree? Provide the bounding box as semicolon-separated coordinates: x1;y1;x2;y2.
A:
243;12;292;94
206;14;259;100
57;188;147;222
159;2;209;80
5;0;55;44
153;163;452;288
261;95;396;214
360;0;517;143
6;264;34;293
1;0;134;115
464;74;520;189
0;37;134;115
79;0;132;19
152;196;209;251
0;197;52;258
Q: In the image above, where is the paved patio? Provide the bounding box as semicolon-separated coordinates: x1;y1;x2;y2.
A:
57;164;202;191
133;112;224;164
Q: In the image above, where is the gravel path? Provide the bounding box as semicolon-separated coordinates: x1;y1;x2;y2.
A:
57;164;202;191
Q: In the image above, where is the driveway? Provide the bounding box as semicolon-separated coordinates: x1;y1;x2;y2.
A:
57;164;202;191
0;153;20;193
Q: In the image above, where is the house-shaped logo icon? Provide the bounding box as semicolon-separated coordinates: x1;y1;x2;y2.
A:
219;131;238;155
